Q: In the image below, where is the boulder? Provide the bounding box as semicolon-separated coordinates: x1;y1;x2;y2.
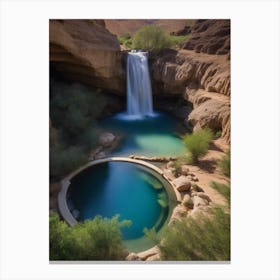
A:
163;168;176;181
168;205;186;225
172;176;192;192
196;192;211;202
137;246;160;261
126;253;142;261
99;132;116;148
193;196;209;207
146;254;160;261
181;165;189;176
182;194;194;209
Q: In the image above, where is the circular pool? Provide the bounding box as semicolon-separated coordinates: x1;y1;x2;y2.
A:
60;158;178;252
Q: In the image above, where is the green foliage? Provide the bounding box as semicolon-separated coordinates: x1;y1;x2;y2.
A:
159;207;230;261
143;227;160;244
50;82;108;178
49;211;131;260
171;156;190;176
182;128;213;163
219;150;230;177
169;35;191;48
50;145;88;178
210;181;230;204
50;83;106;144
118;33;133;49
132;25;172;52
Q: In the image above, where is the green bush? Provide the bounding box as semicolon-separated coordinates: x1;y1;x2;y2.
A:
169;35;191;48
132;25;172;52
159;207;230;261
50;82;109;178
182;128;213;163
50;145;88;178
219;149;230;177
49;212;131;260
210;181;230;204
50;82;107;144
171;156;189;176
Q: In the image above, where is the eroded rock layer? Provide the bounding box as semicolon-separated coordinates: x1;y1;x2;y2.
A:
183;19;230;55
150;49;230;143
50;20;125;94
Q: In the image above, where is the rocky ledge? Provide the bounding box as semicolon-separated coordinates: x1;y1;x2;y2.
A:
50;20;125;94
150;49;230;143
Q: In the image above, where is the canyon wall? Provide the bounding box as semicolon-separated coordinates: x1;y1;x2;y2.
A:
150;49;230;143
49;19;230;143
50;20;125;94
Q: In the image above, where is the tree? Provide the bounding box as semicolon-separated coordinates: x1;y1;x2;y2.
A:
132;25;172;52
49;212;131;260
182;128;213;163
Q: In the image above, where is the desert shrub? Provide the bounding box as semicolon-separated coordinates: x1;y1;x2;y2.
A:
171;156;190;176
159;207;230;261
210;181;230;204
219;149;230;177
49;212;131;261
182;128;213;163
132;25;172;52
169;34;191;48
50;82;107;145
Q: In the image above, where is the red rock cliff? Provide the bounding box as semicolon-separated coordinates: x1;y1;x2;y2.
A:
50;20;125;94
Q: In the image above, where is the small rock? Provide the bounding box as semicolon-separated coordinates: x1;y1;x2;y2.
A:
99;132;116;148
191;184;204;192
193;196;209;207
169;205;186;225
182;194;194;209
126;253;142;261
193;177;199;182
187;175;193;181
181;165;189;176
163;168;176;181
146;254;160;261
196;192;211;202
137;246;160;260
172;176;192;192
94;151;106;159
166;161;174;169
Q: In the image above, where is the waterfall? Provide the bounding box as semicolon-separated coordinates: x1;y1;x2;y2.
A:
126;51;153;117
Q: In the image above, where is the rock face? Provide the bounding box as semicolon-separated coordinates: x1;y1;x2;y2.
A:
50;20;125;94
183;19;230;55
150;48;230;143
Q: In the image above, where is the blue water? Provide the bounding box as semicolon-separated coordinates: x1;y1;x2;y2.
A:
68;161;168;240
101;112;186;157
67;111;186;241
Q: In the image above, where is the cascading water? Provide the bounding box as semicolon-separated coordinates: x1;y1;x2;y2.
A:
126;50;153;117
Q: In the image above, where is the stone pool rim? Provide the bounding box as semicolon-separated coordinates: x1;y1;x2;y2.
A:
58;156;181;230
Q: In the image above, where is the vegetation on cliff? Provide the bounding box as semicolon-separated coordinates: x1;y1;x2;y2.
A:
132;25;172;52
50;82;108;178
118;25;190;51
49;212;130;260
